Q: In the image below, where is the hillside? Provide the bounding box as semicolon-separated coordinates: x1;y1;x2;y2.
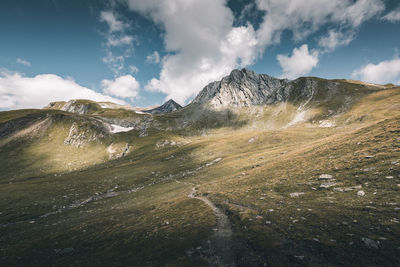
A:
0;70;399;266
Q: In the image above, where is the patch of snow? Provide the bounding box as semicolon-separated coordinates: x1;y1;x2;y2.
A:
110;124;134;133
135;110;146;114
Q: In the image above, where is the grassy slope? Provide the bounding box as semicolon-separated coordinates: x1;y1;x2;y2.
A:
0;86;399;266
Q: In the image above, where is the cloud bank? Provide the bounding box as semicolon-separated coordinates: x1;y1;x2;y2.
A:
352;56;400;84
0;71;124;110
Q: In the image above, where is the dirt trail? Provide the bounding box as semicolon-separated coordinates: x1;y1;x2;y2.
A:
188;187;235;266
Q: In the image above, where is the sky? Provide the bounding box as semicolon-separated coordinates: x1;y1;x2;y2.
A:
1;0;400;110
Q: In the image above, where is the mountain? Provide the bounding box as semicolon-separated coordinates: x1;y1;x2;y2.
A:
192;68;388;109
144;99;182;114
1;69;400;266
193;68;289;107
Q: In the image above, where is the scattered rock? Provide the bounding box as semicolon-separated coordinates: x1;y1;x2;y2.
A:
386;176;394;179
345;185;362;191
334;185;362;192
165;155;175;160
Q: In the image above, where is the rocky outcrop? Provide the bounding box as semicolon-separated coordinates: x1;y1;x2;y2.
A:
64;121;107;147
45;100;104;115
145;99;182;114
60;100;90;114
107;143;131;159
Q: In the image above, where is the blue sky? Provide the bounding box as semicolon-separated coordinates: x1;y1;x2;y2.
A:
1;0;400;110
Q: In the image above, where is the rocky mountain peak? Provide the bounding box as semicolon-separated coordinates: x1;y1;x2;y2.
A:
192;68;289;108
145;99;182;114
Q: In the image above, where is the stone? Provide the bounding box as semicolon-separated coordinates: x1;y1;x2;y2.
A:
320;182;337;188
319;174;333;179
362;238;379;249
357;190;365;197
290;192;304;198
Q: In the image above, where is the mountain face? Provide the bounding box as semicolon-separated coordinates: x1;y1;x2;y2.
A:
192;68;290;107
192;68;374;109
145;99;182;114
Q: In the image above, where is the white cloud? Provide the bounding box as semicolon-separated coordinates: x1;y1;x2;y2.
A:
102;51;125;75
382;9;400;22
129;65;139;74
16;58;31;67
99;10;135;75
277;44;319;79
107;35;134;47
100;11;128;33
122;0;383;103
146;51;161;64
318;30;356;52
101;75;140;99
0;71;124;110
255;0;384;47
352;56;400;84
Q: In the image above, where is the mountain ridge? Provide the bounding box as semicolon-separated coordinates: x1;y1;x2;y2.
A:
192;68;387;109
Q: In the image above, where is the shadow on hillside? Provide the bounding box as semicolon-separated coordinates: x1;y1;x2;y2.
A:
156;103;249;134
